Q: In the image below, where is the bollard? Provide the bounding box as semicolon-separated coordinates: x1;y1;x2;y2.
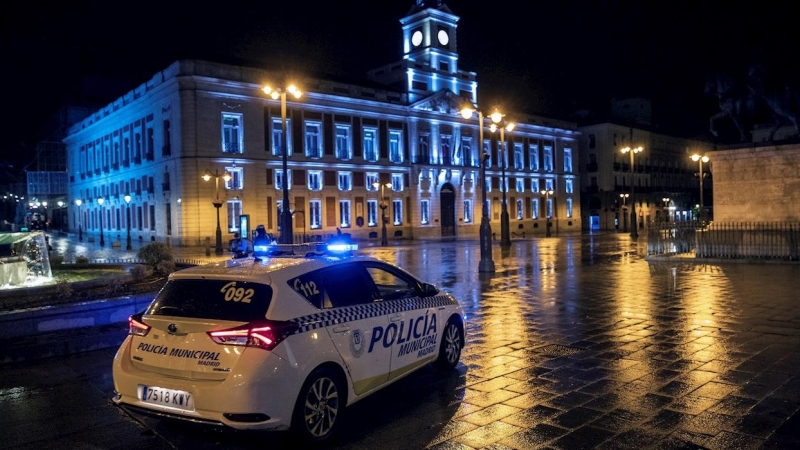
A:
205;237;211;256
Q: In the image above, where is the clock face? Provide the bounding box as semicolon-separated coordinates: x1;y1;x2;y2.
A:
438;29;449;46
412;30;423;47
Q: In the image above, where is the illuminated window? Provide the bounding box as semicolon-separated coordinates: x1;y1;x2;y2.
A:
547;198;553;218
339;200;351;228
222;113;243;154
529;144;539;171
416;134;429;163
305;121;323;158
543;145;553;172
392;199;403;225
363;128;378;162
309;200;321;229
464;199;473;223
441;134;452;165
226;198;242;232
532;178;540;192
514;143;524;170
515;178;524;193
566;179;573;194
308;170;322;191
567;198;573;218
532;198;539;219
335;124;352;160
517;199;523;220
483;139;491;167
421;200;430;225
275;169;292;190
366;172;379;191
545;178;555;191
225;166;244;190
276;200;285;231
391;173;404;192
485;175;492;192
338;171;352;191
367;199;378;227
460;137;472;167
563;147;573;172
271;117;292;156
389;130;403;163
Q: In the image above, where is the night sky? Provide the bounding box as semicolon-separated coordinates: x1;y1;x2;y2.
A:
2;0;796;169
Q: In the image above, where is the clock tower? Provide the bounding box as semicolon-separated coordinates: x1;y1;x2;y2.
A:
368;1;477;104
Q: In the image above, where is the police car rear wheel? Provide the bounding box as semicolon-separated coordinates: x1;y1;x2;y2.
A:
292;368;344;442
436;318;463;369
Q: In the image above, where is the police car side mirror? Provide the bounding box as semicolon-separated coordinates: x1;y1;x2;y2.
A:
421;282;438;297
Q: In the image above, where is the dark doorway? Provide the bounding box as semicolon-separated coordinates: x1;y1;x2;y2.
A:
440;182;455;237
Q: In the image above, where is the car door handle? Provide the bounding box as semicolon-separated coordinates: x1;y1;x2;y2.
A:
389;314;403;322
332;325;350;333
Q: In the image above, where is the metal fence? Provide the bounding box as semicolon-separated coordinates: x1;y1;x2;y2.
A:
647;221;800;261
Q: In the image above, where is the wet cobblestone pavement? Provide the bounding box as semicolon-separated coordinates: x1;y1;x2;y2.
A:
3;233;800;449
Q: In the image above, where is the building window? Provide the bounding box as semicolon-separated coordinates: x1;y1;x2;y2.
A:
529;144;539;171
567;198;573;218
366;172;379;191
545;178;554;192
588;134;596;149
338;171;352;191
563;147;573;173
389;130;403;163
515;178;525;193
532;198;539;219
547;198;553;218
485;175;492;192
308;170;322;191
276;200;284;231
335;124;352;160
339;200;351;228
421;200;430;225
305;121;323;158
272;117;292;156
517;199;524;220
532;178;540;192
566;179;573;194
363;128;378;162
275;169;292;190
441;134;452;165
416;134;429;163
543;145;553;172
391;173;404;192
461;137;473;167
392;199;403;225
222;113;243;154
225;166;244;190
463;199;473;223
483;139;492;167
367;199;378;227
514;143;524;170
309;200;321;229
227;198;242;232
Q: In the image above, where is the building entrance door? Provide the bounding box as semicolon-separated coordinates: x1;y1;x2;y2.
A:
440;182;455;237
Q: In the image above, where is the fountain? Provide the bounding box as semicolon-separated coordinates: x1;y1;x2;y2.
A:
0;231;53;289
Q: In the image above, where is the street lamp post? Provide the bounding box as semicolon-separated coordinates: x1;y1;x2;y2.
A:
263;84;302;244
619;193;629;232
75;199;83;241
373;182;391;246
97;197;105;247
459;105;495;273
489;111;515;247
124;194;132;250
541;189;554;237
691;154;710;223
662;197;670;222
202;168;231;255
620;131;644;239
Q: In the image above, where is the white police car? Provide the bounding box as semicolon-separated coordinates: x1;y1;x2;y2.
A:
112;241;465;442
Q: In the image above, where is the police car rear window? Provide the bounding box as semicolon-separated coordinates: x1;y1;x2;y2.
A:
146;279;272;322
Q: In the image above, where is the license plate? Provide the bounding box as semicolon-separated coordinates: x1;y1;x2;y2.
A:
138;385;194;411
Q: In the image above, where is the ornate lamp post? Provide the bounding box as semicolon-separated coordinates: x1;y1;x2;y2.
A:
373;182;391;246
662;197;670;222
75;199;83;241
489;111;515;247
540;189;554;237
263;83;302;244
619;193;629;232
620;131;644;239
691;154;710;223
124;193;132;250
202;168;231;255
460;104;495;273
96;196;105;247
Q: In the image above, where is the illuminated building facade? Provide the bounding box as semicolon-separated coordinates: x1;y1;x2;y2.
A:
64;1;580;246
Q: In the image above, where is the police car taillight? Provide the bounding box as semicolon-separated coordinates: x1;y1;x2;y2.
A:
128;312;151;337
207;320;298;351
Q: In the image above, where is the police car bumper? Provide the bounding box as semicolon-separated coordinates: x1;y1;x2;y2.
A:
112;337;301;431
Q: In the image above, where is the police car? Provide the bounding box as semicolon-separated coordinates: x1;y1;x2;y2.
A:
112;240;465;442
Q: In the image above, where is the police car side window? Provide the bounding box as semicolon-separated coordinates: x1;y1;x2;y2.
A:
364;264;419;301
318;263;376;308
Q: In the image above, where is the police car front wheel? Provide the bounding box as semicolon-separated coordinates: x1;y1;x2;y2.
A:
436;317;463;369
292;367;345;442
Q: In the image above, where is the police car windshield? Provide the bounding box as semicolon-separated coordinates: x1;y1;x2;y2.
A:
146;279;272;322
